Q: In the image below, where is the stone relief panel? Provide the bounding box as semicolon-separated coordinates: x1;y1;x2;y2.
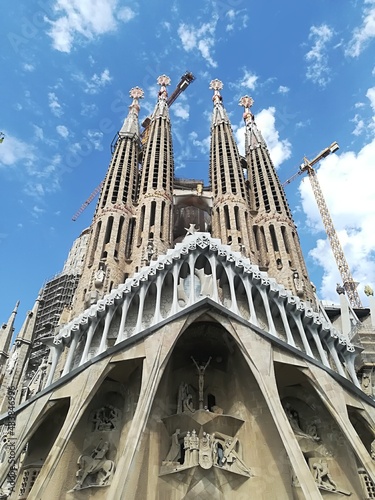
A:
70;380;125;491
309;458;351;496
74;440;115;491
160;354;251;480
90;405;122;432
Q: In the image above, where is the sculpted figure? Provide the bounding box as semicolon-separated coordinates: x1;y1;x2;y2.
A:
74;441;115;490
212;433;251;476
92;406;120;432
27;358;48;398
164;429;181;463
191;357;211;409
177;382;194;414
183;431;191;466
199;432;213;469
305;421;320;442
284;403;302;432
312;459;337;491
189;430;199;466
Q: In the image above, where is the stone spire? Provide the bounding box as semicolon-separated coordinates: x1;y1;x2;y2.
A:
0;301;19;370
209;80;254;257
134;75;174;268
119;86;143;137
72;88;144;314
240;96;315;303
0;295;40;410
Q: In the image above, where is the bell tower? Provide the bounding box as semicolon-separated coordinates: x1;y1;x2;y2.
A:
240;96;315;303
72;87;143;313
209;80;255;258
133;75;175;268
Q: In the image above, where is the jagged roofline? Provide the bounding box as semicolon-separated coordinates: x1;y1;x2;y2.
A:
51;232;359;385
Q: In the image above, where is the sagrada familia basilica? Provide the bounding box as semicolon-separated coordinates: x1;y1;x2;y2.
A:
0;75;375;499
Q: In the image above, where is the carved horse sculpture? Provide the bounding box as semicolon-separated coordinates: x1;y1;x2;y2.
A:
75;441;115;490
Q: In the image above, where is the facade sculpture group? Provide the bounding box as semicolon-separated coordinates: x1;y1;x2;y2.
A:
74;440;115;490
283;401;352;496
72;404;120;491
161;356;251;478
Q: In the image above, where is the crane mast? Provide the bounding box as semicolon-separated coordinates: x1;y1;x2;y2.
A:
284;142;362;308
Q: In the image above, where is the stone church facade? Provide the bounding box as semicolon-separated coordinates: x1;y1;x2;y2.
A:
1;76;375;499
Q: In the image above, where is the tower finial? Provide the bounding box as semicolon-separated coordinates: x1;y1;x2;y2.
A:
209;79;223;105
239;95;254;124
129;86;144;116
157;75;171;101
119;86;144;137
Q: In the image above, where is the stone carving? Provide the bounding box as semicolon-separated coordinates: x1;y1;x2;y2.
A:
91;406;121;432
371;439;375;460
74;440;115;490
199;431;213;469
213;432;251;476
161;429;251;477
164;429;182;463
189;429;200;466
191;357;211;410
195;268;213;297
7;342;20;375
177;383;195;414
283;403;320;441
311;458;351;496
361;371;372;395
27;357;48;398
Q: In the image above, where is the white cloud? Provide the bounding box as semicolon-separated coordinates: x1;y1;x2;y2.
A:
224;8;248;32
346;1;375;57
229;69;258;94
172;101;189;120
74;69;112;94
352;114;365;136
0;133;36;167
48;92;63;117
351;86;375;136
117;6;136;22
178;18;218;68
278;85;290;94
46;0;137;53
23;63;35;72
87;130;103;150
189;131;210;155
81;102;98;117
234;107;291;169
299;139;375;302
239;70;258;90
32;205;46;217
33;125;44;140
305;24;334;87
56;125;69;138
367;86;375;111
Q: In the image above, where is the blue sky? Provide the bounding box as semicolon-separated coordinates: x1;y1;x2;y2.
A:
1;0;375;334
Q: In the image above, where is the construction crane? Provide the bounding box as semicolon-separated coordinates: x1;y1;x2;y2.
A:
73;72;195;221
139;71;195;148
283;142;362;308
71;181;104;222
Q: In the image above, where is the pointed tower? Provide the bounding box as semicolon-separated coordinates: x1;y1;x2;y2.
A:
72;87;144;313
0;301;19;371
240;96;315;303
209;80;254;257
133;75;174;267
0;295;40;410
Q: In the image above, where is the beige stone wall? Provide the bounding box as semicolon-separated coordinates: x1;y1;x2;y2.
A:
2;309;375;499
